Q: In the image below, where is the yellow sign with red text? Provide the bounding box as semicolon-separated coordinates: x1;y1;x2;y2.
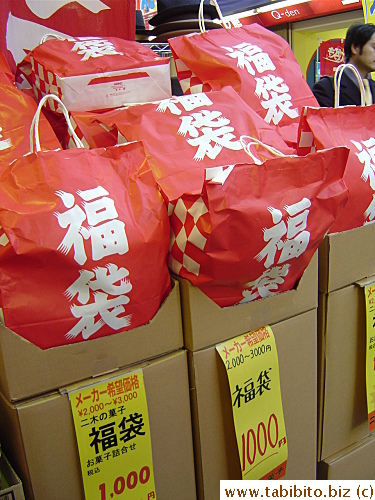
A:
216;326;287;480
69;369;156;500
364;284;375;433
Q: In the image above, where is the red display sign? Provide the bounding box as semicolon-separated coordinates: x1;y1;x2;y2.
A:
0;0;135;74
239;0;362;28
319;39;345;77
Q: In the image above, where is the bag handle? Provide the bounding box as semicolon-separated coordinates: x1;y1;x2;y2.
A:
199;0;231;33
240;136;289;165
334;63;365;108
30;94;85;152
40;33;65;44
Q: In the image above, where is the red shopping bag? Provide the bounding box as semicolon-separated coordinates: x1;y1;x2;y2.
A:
0;0;135;74
98;86;294;204
42;109;119;149
19;35;171;113
0;95;171;349
67;111;118;149
168;23;318;145
168;141;349;307
0;71;60;172
297;103;375;233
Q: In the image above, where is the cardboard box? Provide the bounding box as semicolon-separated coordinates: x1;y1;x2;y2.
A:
319;223;375;293
0;453;25;500
318;283;368;461
0;350;196;500
189;309;317;499
317;434;375;480
0;280;183;402
178;252;318;352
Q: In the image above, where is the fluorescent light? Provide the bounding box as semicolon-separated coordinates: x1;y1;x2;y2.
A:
341;0;360;4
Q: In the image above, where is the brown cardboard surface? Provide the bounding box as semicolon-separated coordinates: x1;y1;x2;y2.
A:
0;350;196;500
0;280;183;402
318;285;368;461
178;252;318;352
0;453;25;499
189;309;317;500
317;434;375;480
319;223;375;293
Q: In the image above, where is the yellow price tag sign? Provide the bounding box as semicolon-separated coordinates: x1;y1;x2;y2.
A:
216;325;288;480
69;369;156;500
364;284;375;432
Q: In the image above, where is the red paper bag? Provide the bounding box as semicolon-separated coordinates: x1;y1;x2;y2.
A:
20;35;171;113
98;87;294;204
42;109;119;150
0;71;60;172
169;144;349;307
298;104;375;233
1;0;135;74
169;23;318;145
0;96;171;349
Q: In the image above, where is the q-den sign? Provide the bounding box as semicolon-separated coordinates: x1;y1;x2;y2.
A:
239;0;362;27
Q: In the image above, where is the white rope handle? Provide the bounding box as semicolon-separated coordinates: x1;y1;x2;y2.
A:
199;0;231;33
334;63;365;107
40;33;65;44
30;94;85;152
240;136;289;165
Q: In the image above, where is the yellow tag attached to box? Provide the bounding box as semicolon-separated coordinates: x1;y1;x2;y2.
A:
364;284;375;432
69;369;156;500
216;325;288;480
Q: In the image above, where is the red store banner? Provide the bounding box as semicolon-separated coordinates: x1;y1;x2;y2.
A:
238;0;362;28
0;0;135;74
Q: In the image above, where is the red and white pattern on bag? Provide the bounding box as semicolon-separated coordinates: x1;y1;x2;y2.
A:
174;57;211;95
68;115;89;149
168;147;349;307
30;56;62;112
297;108;316;156
168;195;210;278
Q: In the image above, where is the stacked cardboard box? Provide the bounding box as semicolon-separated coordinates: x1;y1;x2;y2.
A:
176;253;319;499
0;452;25;499
318;434;375;480
0;282;197;499
317;224;375;476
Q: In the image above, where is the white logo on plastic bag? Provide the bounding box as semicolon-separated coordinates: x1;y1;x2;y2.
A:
241;197;311;303
352;137;375;224
157;93;242;161
221;42;299;126
71;37;123;61
54;186;132;340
